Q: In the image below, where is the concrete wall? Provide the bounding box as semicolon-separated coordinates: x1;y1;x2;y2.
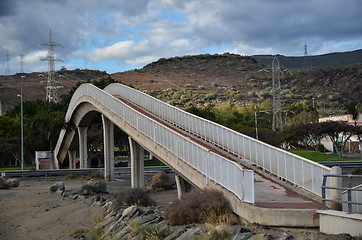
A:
318;210;362;237
342;184;362;213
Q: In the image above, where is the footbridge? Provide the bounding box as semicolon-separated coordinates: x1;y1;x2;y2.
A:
55;83;333;227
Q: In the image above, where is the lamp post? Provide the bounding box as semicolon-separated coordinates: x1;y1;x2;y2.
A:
17;76;24;170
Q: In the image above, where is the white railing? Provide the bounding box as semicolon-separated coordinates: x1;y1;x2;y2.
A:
58;84;255;203
104;83;331;197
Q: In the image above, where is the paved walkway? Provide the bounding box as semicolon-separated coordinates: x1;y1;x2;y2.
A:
117;96;322;211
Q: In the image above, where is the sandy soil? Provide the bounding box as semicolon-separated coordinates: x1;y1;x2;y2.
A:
0;177;178;240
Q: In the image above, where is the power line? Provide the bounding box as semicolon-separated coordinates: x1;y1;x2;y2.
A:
40;28;64;102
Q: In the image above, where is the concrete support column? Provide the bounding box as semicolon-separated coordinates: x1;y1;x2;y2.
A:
78;127;88;169
330;166;342;210
128;137;144;188
102;115;115;181
67;150;77;169
175;174;193;199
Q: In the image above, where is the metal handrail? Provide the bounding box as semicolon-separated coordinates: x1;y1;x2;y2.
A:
321;174;362;213
104;83;331;197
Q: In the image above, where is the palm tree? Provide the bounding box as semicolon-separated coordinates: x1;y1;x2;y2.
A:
345;102;359;126
345;102;361;159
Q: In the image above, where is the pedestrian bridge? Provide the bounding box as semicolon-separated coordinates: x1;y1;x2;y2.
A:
55;83;332;227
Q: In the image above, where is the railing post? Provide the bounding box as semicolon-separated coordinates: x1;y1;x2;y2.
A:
322;174;327;210
347;175;353;213
330;166;342;210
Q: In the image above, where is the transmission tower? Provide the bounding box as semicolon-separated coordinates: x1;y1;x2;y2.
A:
40;29;63;102
5;47;10;76
303;40;309;68
271;57;282;131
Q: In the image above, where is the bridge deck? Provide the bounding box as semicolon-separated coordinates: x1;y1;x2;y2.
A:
117;96;321;211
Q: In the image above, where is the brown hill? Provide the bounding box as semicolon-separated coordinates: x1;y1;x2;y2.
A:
112;53;361;111
1;53;361;114
0;69;107;112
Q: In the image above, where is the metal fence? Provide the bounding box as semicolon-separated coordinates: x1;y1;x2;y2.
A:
56;84;255;203
104;83;330;197
322;174;362;214
0;166;172;178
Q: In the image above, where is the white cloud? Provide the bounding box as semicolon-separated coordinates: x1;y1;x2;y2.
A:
125;55;159;65
87;40;151;61
22;50;48;64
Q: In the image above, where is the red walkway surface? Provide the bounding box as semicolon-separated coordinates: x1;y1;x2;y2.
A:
117;96;322;210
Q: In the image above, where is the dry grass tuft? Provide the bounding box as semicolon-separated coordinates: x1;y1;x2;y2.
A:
164;188;232;225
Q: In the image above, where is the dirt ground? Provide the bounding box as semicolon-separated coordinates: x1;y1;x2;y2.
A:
0;177;178;240
0;177;356;240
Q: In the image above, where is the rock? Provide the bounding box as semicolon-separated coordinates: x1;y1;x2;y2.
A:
278;232;294;240
7;178;19;188
233;232;256;240
87;179;107;193
122;205;140;219
164;227;187;240
90;195;101;205
145;171;175;190
50;181;65;194
177;227;203;240
249;234;275;240
139;214;158;225
0;177;10;189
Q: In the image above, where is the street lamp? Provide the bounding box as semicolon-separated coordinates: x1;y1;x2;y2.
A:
17;76;24;170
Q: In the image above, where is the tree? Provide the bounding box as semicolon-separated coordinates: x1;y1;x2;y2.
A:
345;102;359;126
319;121;362;157
288;123;323;151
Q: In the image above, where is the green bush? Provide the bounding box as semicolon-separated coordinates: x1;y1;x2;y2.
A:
164;188;231;225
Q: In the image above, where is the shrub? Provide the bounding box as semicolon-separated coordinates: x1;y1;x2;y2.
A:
84;172;104;180
185;83;194;88
113;188;156;211
164;188;231;225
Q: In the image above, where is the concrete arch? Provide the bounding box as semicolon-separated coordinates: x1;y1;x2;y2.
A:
55;83;254;202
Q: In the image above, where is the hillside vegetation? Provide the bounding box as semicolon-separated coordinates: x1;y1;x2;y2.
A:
112;52;362;115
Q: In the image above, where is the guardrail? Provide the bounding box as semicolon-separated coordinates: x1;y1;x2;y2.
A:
0;166;172;178
322;174;362;214
104;83;330;197
56;84;255;204
319;161;362;174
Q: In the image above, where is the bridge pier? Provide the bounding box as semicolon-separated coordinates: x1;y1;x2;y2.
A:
67;150;76;169
129;137;144;188
103;115;115;181
175;174;193;199
78;127;88;169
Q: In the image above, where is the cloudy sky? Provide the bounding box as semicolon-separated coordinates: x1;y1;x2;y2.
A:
1;0;361;74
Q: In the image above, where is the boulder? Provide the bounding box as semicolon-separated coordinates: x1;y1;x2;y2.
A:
0;177;10;189
145;171;175;190
50;181;65;194
7;178;20;188
233;232;256;240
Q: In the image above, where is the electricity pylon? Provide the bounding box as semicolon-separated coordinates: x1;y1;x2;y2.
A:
40;29;63;102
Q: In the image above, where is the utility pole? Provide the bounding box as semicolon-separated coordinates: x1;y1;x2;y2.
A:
254;104;258;140
5;47;10;76
40;29;63;102
19;53;25;170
